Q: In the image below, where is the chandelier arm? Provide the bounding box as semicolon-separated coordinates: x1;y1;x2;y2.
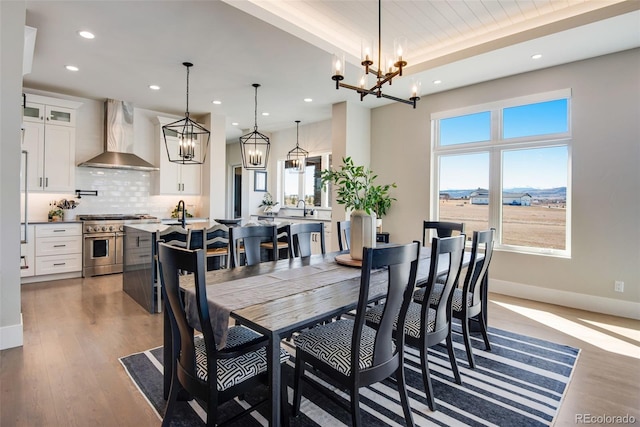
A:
338;82;416;107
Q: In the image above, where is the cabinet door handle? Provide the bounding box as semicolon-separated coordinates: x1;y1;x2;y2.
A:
53;244;66;247
39;177;43;187
45;177;48;187
53;229;66;232
53;262;66;266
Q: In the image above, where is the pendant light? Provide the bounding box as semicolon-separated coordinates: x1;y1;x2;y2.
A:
240;84;270;170
162;62;210;165
285;120;308;173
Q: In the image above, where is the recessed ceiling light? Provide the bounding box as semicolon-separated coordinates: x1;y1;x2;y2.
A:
433;79;442;85
149;85;160;90
531;54;542;60
232;122;239;126
65;65;79;72
78;30;95;39
212;100;222;105
304;98;313;103
262;112;269;116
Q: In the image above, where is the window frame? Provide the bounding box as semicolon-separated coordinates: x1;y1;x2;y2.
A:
431;89;572;257
278;152;332;209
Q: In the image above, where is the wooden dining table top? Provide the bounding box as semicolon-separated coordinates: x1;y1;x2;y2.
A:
179;248;471;347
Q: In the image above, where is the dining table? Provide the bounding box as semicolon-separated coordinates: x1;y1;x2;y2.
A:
168;247;481;426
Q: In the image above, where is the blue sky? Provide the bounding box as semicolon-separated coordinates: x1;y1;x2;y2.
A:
439;99;568;190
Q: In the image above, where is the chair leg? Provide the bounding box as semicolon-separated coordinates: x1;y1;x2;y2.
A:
292;351;304;416
446;332;462;385
162;377;180;427
206;393;217;427
350;387;362;427
395;359;415;427
419;345;437;411
461;314;477;369
281;373;291;427
479;313;491;351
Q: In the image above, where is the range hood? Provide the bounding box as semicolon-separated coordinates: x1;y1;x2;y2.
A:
78;99;159;171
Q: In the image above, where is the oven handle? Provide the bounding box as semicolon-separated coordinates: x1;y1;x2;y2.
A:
84;233;117;240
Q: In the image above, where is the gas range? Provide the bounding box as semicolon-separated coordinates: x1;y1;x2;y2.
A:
78;214;159;234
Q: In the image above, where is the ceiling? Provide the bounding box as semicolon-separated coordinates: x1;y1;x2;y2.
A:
22;1;640;141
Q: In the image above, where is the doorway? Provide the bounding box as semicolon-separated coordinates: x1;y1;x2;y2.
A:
233;165;242;218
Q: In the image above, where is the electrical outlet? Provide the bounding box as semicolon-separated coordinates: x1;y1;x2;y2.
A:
614;281;624;293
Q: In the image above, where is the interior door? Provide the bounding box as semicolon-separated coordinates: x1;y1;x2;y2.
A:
233;165;242;218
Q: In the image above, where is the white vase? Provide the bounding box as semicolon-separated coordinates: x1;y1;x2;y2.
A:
349;209;377;260
63;209;76;221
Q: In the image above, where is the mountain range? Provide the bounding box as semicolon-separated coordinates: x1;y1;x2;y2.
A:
441;187;566;200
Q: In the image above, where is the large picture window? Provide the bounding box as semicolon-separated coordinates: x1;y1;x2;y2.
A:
432;90;571;255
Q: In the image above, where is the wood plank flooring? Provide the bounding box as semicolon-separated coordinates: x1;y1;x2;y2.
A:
1;274;638;426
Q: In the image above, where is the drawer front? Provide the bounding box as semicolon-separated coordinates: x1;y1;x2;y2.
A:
35;254;82;275
36;236;82;256
36;223;82;237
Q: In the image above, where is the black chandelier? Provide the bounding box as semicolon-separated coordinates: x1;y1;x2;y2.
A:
240;84;270;170
331;0;420;108
162;62;210;165
285;120;308;173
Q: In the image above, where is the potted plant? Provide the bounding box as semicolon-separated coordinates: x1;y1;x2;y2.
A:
258;192;280;215
321;157;396;260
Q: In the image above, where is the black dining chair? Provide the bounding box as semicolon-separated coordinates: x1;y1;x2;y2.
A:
422;220;465;246
286;222;325;257
366;235;466;411
228;224;277;268
292;242;420;427
414;228;495;368
203;223;229;270
260;222;291;260
157;243;290;427
157;225;191;248
337;220;351;251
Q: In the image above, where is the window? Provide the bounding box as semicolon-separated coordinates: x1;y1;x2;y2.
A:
281;153;331;208
432;90;571;255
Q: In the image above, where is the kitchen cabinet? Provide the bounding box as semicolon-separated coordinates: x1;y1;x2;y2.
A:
28;223;82;280
22;95;82;193
153;117;202;195
20;225;35;278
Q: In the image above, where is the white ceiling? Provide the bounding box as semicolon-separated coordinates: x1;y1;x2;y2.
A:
22;1;640;141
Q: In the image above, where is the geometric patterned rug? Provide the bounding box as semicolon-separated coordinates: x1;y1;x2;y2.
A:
120;325;580;426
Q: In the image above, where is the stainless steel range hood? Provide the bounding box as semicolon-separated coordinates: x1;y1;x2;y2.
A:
78;99;159;171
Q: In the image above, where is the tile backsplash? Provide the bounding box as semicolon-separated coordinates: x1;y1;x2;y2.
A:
23;168;199;221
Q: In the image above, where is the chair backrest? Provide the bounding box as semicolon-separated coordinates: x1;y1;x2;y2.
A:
228;224;277;267
352;242;420;376
287;222;325;257
158;243;217;394
158;225;191;248
461;228;495;308
422;235;466;334
337;220;351;251
422;221;465;246
204;224;229;251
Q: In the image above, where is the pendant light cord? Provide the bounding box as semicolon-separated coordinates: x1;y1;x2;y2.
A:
377;0;382;84
185;64;191;119
253;84;259;131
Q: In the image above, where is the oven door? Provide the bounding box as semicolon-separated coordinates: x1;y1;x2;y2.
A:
84;233;116;268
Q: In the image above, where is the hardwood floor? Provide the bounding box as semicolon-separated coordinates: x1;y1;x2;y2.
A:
1;274;638;426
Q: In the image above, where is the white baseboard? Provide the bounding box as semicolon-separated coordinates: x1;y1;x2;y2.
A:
0;313;23;350
491;279;640;320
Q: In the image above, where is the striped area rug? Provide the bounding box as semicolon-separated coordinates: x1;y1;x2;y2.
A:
120;326;579;426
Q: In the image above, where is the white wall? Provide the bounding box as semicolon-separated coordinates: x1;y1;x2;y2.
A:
371;49;640;317
1;0;26;350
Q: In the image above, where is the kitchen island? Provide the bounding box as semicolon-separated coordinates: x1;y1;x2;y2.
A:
122;222;221;313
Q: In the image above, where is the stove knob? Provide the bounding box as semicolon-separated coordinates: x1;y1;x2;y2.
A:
86;226;93;233
110;225;116;232
102;226;108;232
119;225;124;232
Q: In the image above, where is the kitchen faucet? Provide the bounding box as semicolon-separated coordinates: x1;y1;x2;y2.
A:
297;199;307;217
177;199;186;228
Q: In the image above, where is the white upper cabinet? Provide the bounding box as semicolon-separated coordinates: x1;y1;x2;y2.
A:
22;95;82;193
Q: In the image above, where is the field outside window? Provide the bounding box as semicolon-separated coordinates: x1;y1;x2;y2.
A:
433;91;570;255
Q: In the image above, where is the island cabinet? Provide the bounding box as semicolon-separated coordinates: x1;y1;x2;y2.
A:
123;225;159;314
152;116;201;195
22;94;82;193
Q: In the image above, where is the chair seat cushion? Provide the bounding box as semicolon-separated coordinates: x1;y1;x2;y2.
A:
194;326;289;391
365;302;435;339
294;319;392;376
413;285;472;312
206;247;228;256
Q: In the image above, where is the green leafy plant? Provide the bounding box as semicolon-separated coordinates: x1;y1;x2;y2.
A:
170;204;193;219
320;156;396;217
258;192;278;208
